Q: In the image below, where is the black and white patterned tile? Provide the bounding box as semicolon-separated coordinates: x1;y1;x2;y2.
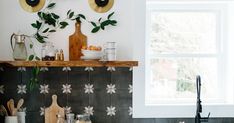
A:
0;66;234;123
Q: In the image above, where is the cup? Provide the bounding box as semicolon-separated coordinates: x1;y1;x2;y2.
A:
104;48;116;61
5;116;18;123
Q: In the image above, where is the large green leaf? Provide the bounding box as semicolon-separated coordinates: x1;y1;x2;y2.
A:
91;26;100;33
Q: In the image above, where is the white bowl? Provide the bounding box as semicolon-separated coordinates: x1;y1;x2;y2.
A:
81;50;102;60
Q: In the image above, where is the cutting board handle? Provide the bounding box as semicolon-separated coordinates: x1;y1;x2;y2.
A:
52;95;58;105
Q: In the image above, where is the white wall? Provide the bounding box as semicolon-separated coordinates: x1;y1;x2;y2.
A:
0;0;136;61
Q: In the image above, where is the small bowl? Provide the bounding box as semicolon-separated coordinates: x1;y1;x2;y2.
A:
81;50;102;60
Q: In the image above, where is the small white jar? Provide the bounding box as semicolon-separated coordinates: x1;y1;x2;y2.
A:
17;112;26;123
5;116;18;123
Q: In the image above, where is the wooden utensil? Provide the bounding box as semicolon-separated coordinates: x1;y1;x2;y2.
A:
16;99;24;110
0;105;8;116
45;95;65;123
9;99;16;116
7;100;11;115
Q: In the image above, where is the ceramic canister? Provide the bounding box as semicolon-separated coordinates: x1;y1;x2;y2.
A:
5;116;18;123
17;112;26;123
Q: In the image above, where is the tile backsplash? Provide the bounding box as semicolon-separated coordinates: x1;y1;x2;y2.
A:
0;66;234;123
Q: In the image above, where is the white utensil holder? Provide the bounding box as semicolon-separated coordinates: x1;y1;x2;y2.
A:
17;112;26;123
5;116;18;123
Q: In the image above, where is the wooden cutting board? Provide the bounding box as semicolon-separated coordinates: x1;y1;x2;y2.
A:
45;95;64;123
69;22;87;61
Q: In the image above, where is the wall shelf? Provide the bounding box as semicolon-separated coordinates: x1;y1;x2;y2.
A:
0;60;138;67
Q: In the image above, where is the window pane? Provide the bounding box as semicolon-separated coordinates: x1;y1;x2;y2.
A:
146;58;219;105
150;12;217;54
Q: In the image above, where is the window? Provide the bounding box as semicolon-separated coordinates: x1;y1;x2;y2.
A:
133;0;234;118
146;11;221;105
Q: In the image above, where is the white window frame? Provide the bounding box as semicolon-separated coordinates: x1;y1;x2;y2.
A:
133;0;234;118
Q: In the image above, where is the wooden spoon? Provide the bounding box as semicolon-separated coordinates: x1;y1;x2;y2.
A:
17;99;24;111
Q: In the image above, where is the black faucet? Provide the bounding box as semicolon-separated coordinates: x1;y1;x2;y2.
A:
195;75;210;123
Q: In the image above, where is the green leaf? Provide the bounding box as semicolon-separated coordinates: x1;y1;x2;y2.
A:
78;14;86;20
42;28;49;33
108;12;115;19
100;20;111;30
91;26;100;33
60;21;69;29
37;12;43;19
75;17;81;22
36;33;45;43
91;22;97;27
44;14;56;27
35;56;40;61
110;20;117;26
69;12;74;19
47;3;56;9
31;23;37;29
67;9;71;16
30;44;33;49
36;21;42;30
28;55;34;61
98;17;102;22
49;30;56;32
51;13;59;19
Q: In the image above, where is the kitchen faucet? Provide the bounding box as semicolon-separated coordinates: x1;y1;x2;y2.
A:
195;75;210;123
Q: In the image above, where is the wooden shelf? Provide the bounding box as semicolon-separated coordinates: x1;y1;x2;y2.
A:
0;61;138;67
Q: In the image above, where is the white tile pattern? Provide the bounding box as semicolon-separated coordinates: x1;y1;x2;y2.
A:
40;107;45;116
17;67;26;72
106;84;116;94
64;106;72;114
62;84;72;94
62;67;71;72
84;106;94;116
84;84;94;94
128;106;133;116
128;84;133;94
17;84;27;94
40;67;49;72
106;106;116;116
39;84;49;94
84;67;94;72
107;67;116;72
